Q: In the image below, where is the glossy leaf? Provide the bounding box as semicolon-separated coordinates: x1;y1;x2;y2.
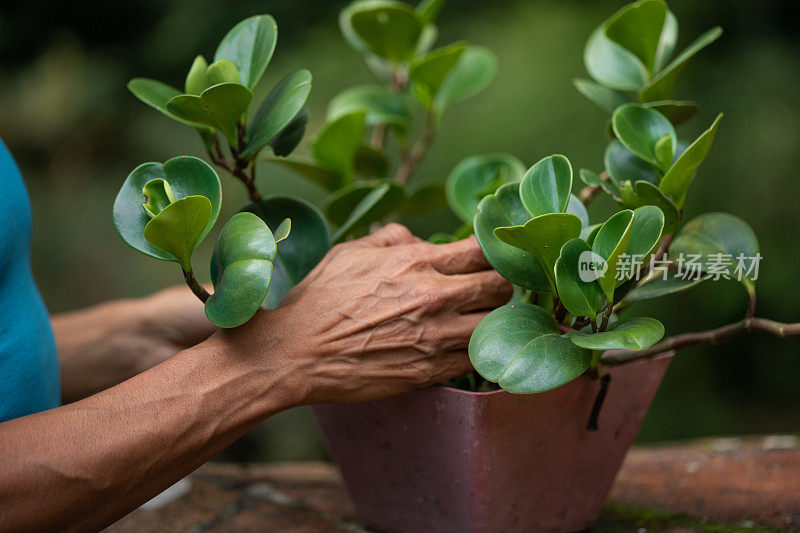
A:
206;212;275;328
644;100;698;126
268;107;309;157
612;103;676;170
469;303;591;393
670;213;759;283
555;238;604;318
570;317;664;350
445;153;526;223
605;0;667;73
659;113;723;209
143;196;212;269
332;182;406;242
242;196;331;308
410;42;466;107
624;271;703;302
474;183;550;292
416;0;445;24
566;194;590;228
354;145;390;178
519;154;573;218
579;168;602;187
206;59;241;85
242;69;312;156
312;111;367;180
584;24;647;91
114;157;222;262
167;83;253;145
328;84;412;128
185;56;209;95
141;178;176;219
274;218;291;243
349;2;423;62
495;212;583;290
401;182;447;215
324;182;374;227
639;27;723;102
604;139;660;187
654;10;678;72
618;180;680;234
434;46;496;116
262;158;343;192
128;78;210;130
592;209;634;301
627;205;665;262
572;78;629;113
214;14;278;89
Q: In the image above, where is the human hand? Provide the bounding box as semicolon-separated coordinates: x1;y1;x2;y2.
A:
212;224;511;405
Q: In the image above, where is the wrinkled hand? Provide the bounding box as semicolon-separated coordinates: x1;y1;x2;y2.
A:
217;224;511;405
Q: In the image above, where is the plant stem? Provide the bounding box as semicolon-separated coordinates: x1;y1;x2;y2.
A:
395;112;436;185
586;373;611;431
578;171;610;206
182;268;210;303
603;317;800;365
207;132;263;204
599;303;613;331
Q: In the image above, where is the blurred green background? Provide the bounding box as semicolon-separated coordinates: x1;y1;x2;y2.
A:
1;0;798;460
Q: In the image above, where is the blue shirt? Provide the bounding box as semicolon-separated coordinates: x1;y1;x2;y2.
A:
0;138;60;421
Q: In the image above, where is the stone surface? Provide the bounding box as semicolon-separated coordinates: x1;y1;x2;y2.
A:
106;436;800;532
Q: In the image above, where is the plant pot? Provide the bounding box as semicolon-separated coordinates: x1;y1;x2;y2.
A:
313;352;673;532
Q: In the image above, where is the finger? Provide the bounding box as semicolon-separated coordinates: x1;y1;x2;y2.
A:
446;270;512;313
356;223;421;248
422;350;473;386
428;236;490;275
432;310;492;352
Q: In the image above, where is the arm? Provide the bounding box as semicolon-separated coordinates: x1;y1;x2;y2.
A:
0;225;510;532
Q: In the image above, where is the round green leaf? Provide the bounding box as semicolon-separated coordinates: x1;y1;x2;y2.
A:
328;84;412;129
354;145;390;178
445;153;526;224
659;113;723;209
349;2;423;63
628;205;665;259
312;111;367;180
143;196;212;269
566;194;590;228
604;139;660;188
494;212;583;291
579;168;602;187
242;196;331;309
624;271;703;302
167;83;253;145
128;78;210;130
114;157;222;262
185;56;210;95
555;238;604;318
141;178;176;219
416;0;445;24
654;10;678;72
410;42;467;108
570;317;664;350
206;59;242;86
519;154;573;218
604;0;667;73
592;209;635;301
242;69;312;156
474;183;550;292
618;180;681;234
324;182;374;227
500;333;593;393
332;182;406;242
584;24;647;91
643;100;698;126
433;45;496;116
214;14;278;89
268;107;309;158
612;103;677;170
572;78;629;113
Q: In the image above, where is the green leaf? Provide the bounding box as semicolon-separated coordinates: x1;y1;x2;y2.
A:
445;153;526;223
274;218;291;243
618;180;680;234
555;238;604;318
670;212;760;283
141;178;176;219
349;2;423;63
659;113;723;209
592;209;635;301
570;317;664;350
494;212;583;291
268;107;309;157
332;182;406;242
433;45;496;116
581;223;602;246
612;103;676;170
128;78;211;130
185;56;210;95
206;59;241;85
324;182;374;227
143;196;212;269
214;14;278;89
643;100;698;126
654;134;673;170
654;10;678;72
401;182;447;215
242;196;331;308
519;154;573;218
328;84;412;129
261;158;343;192
639;27;723;102
167;83;253;145
624;271;703;302
470;303;591;393
312;111;367;180
572;78;629;113
604;139;660;188
605;0;667;73
566;194;590;228
474;183;550;292
583;24;647;91
114;157;222;262
579;168;602;187
354;145;390;178
206;212;275;328
242;69;312;156
416;0;445;24
410;42;466;107
627;205;665;260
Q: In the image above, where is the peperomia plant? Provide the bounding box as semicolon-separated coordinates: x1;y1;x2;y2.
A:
459;0;800;422
116;15;332;327
263;0;498;242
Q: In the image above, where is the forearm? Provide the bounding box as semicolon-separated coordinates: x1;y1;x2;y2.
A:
0;326;304;532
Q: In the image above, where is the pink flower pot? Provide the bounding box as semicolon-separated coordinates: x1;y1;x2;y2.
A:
313;352;673;532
